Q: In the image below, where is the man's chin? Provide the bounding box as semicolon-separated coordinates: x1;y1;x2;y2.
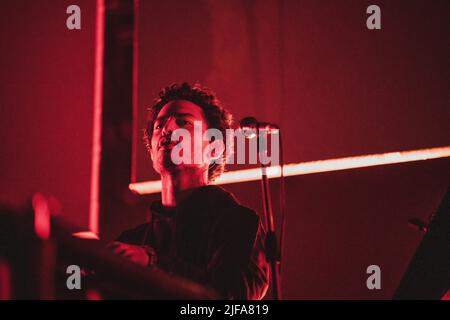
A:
156;160;205;176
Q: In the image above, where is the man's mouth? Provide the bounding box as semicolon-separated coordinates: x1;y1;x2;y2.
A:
158;139;176;150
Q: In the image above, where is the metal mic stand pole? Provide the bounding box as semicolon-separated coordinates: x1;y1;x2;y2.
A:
257;125;282;300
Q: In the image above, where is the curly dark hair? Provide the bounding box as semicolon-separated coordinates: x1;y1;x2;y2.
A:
144;82;233;182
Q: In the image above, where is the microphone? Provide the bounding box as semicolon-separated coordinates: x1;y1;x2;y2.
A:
239;117;279;139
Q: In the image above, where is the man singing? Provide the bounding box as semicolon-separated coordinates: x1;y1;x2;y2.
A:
109;82;269;299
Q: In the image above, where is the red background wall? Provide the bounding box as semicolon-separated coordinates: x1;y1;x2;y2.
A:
0;0;96;229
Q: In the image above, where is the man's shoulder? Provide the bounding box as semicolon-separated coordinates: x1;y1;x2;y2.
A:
115;222;150;244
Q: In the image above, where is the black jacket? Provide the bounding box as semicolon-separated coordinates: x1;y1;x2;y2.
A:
117;185;270;299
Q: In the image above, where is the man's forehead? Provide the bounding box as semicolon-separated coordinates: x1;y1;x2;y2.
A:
157;100;205;119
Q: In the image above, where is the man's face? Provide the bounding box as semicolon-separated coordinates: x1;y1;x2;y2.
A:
148;99;212;177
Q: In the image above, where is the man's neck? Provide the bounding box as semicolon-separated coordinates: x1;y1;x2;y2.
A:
161;169;208;207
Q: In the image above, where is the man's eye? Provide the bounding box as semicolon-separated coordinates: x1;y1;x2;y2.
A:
154;123;162;130
176;119;189;126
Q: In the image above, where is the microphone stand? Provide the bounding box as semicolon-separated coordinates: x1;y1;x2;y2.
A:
257;124;282;300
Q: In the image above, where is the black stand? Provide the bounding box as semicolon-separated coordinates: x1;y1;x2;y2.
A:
257;126;282;300
393;185;450;299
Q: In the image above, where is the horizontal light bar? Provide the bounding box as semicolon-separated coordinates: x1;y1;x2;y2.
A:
129;145;450;195
72;231;100;240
